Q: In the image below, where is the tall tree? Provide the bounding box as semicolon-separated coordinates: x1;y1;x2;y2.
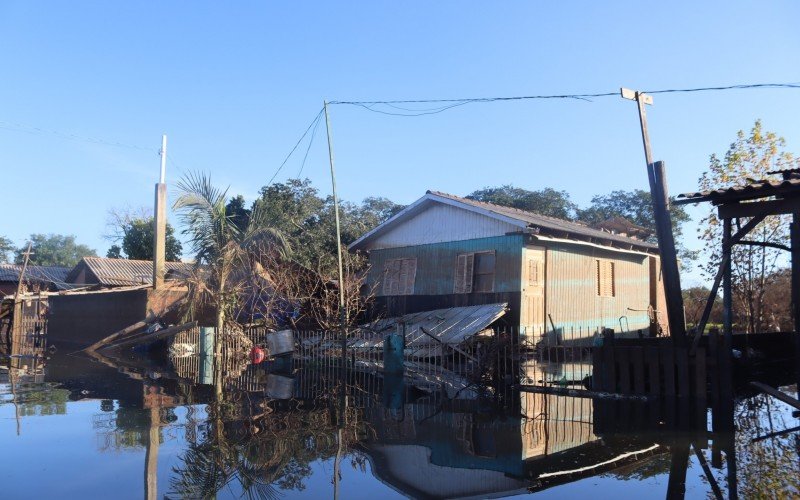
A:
577;189;691;243
225;195;251;233
252;179;403;276
467;185;577;220
698;120;798;333
104;207;183;261
0;235;14;263
15;234;97;267
119;218;183;261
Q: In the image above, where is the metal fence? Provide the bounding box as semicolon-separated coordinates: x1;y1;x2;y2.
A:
168;324;599;396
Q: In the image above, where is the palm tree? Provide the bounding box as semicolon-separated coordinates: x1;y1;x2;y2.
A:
173;172;287;369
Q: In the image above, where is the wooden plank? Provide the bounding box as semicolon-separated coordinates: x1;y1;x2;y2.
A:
632;347;645;394
662;347;676;397
102;322;198;350
646;346;660;395
592;348;602;391
718;197;800;219
602;343;616;392
676;348;690;398
618;347;631;394
694;347;707;401
750;382;800;411
84;320;148;352
708;330;720;407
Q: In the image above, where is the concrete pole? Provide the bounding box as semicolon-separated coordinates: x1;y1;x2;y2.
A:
153;135;167;289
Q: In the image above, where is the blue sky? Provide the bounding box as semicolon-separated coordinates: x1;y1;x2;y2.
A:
1;1;798;284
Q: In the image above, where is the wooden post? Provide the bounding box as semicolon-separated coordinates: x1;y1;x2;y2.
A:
621;89;686;343
651;161;687;345
722;218;733;345
792;213;800;392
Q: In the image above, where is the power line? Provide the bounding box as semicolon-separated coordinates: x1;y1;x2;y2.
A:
0;120;155;152
266;107;325;186
329;81;800;116
297;110;324;178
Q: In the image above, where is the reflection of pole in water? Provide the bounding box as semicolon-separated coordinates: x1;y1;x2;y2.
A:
144;405;160;500
666;441;690;499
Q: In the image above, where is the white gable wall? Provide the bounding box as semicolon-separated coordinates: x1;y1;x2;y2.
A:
367;203;522;250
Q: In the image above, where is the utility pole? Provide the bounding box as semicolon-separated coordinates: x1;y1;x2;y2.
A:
13;242;33;305
324;101;347;500
10;242;33;356
323;102;347;352
152;135;167;289
621;88;687;345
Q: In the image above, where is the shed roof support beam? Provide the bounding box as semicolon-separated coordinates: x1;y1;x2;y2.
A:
718;197;800;219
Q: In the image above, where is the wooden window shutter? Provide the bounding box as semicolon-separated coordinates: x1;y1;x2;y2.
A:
454;253;475;293
596;260;615;297
399;258;417;295
383;259;398;295
383;258;416;296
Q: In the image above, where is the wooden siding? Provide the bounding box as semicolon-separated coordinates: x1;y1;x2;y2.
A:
368;235;524;297
368;203;520;250
543;242;652;340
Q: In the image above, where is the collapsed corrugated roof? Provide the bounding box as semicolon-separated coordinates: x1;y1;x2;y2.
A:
349;302;509;356
349;190;658;253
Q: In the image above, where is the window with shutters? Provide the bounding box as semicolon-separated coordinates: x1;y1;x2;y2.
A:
596;259;615;297
454;251;495;293
382;258;417;296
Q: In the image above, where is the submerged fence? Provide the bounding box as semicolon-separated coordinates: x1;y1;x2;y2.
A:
168;324;601;397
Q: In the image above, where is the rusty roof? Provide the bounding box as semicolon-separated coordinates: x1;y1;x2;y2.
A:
66;257;195;286
675;177;800;205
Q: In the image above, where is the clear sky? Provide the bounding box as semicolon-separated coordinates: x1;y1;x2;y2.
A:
1;1;798;285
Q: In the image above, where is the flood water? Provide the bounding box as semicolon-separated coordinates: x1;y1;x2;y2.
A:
1;347;798;499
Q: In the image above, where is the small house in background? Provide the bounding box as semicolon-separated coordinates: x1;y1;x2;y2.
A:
65;257;194;287
0;264;72;296
349;191;668;343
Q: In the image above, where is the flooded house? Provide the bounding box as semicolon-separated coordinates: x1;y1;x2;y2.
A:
349;191;668;343
47;257;192;350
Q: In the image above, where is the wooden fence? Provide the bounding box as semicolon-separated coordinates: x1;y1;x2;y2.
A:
590;333;732;399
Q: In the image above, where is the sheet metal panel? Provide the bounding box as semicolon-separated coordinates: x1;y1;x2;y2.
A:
543;242;651;341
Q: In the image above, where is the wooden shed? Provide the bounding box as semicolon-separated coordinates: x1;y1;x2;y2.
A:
349;191;668;343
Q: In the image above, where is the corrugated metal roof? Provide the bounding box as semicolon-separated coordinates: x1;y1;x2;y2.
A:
0;264;72;288
350;303;509;354
69;257;195;286
349;191;657;252
676;177;800;205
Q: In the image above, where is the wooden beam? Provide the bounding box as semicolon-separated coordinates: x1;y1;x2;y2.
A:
792;214;800;392
651;161;686;344
691;253;729;353
750;381;800;411
723;219;733;344
718;197;800;219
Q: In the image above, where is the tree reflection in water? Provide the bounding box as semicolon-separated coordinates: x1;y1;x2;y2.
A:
169;382;370;499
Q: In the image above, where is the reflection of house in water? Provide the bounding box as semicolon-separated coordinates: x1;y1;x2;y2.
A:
363;389;661;499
